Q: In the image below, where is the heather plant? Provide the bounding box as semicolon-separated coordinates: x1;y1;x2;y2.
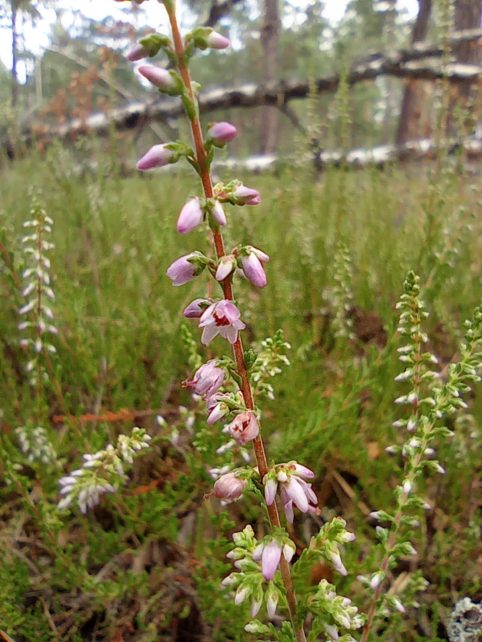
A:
80;2;361;640
97;1;480;639
15;201;57;466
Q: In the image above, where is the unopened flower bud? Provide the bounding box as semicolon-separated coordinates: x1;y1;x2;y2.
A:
206;31;231;49
215;255;236;281
213;472;247;501
261;540;282;580
127;43;148;61
212;201;227;226
207;121;238;146
138;65;177;91
328;549;347;576
177;197;204;234
266;584;279;618
264;477;278;505
183;298;211;318
240;250;268;288
166;252;205;286
233;185;261;206
137;144;174;171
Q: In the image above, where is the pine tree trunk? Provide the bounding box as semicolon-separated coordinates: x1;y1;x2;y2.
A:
452;0;481;102
446;0;481;134
11;0;18;108
396;0;432;144
260;0;280;153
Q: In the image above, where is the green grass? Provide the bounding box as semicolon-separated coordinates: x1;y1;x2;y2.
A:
0;143;480;641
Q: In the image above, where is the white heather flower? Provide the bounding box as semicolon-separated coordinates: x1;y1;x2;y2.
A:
57;428;151;513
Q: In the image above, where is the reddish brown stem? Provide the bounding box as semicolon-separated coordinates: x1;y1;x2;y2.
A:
164;4;304;640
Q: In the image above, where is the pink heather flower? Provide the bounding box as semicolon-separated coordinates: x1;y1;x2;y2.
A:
199;299;245;345
264;462;317;523
127;43;148;61
261;540;282;580
212;201;227;226
184;360;224;397
234;185;261;206
225;411;259;445
138;65;176;90
177;198;204;234
206;31;231;49
240;247;269;288
264;477;278;505
215;255;236;281
213;472;247;501
207;122;238;146
252;539;296;581
137;144;174;171
183;298;211;318
166;253;202;286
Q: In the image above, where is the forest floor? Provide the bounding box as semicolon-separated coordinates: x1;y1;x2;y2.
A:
0;146;481;641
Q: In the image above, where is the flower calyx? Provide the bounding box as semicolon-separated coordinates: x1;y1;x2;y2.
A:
213;180;261;207
185;27;230;54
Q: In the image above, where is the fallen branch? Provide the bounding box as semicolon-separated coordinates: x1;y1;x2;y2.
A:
193;137;482;171
6;29;481;153
74;137;481;176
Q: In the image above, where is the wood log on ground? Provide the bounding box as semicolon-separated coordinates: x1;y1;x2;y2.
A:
4;29;481;156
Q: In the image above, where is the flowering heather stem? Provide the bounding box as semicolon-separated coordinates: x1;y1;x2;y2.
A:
164;3;304;639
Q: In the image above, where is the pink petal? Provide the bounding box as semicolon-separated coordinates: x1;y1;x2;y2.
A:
261;541;282;580
264;478;278;505
285;477;309;512
201;324;219;345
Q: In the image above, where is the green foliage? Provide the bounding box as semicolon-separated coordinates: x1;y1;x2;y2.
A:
0;147;480;640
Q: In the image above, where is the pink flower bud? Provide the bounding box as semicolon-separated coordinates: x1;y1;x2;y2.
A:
213;472;247;501
127;43;148;61
166;252;203;286
225;411;259;445
261;540;282;580
137;144;174;171
183;298;211;318
212;201;227;226
177;198;204;234
207;122;238;146
264;477;278;505
233;185;261;206
138;65;176;90
215;255;236;281
206;31;231;49
240;252;267;288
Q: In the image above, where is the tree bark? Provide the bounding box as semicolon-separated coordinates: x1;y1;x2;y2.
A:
452;0;481;102
11;0;18;108
396;0;433;144
260;0;280;153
